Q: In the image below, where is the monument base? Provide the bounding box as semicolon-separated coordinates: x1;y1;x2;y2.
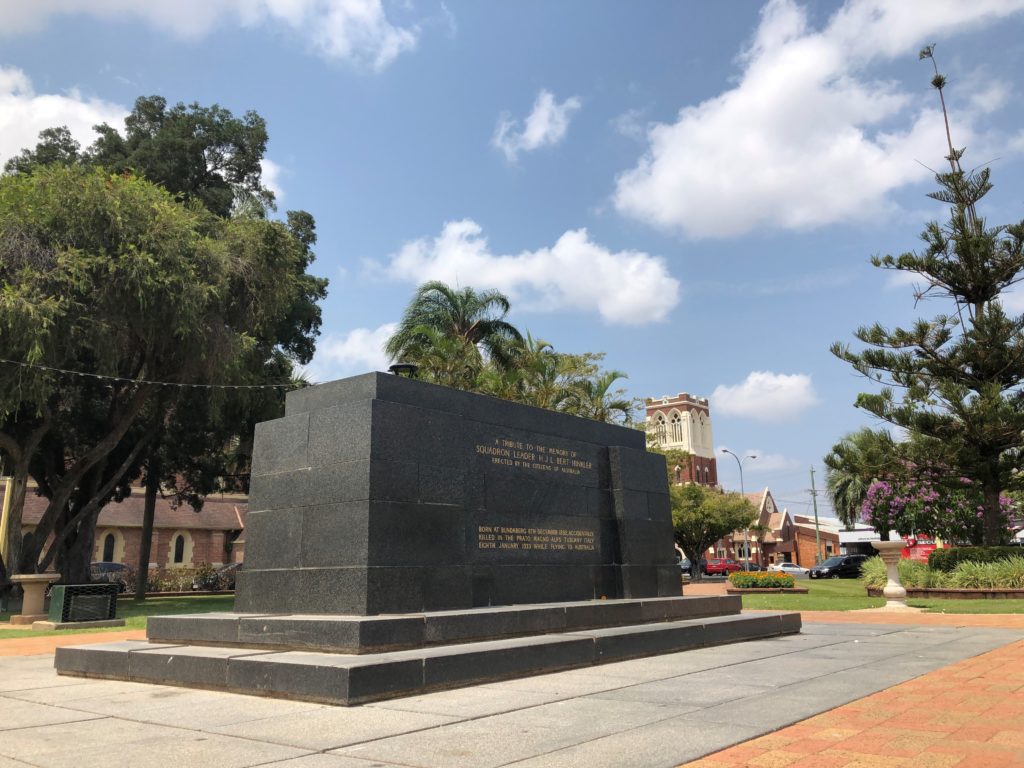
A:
55;596;800;705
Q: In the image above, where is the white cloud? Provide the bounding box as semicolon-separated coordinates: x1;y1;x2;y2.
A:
373;219;680;325
611;108;647;142
614;0;1024;238
712;371;820;422
304;322;397;383
883;270;929;291
999;286;1024;314
492;89;582;162
0;0;416;70
260;158;284;202
0;67;127;169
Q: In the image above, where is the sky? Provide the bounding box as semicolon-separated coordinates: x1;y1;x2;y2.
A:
2;0;1024;519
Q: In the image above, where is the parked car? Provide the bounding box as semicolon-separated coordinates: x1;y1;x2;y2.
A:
191;562;242;591
741;562;765;571
704;558;743;575
767;561;809;576
809;554;869;579
89;562;131;592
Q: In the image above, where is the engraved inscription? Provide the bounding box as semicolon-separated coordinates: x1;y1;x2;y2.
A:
477;525;596;552
474;438;594;477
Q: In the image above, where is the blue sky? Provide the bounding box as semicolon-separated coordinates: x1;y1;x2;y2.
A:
2;0;1024;517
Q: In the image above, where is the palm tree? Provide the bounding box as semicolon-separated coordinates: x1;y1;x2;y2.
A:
385;281;523;374
823;428;897;529
564;370;634;424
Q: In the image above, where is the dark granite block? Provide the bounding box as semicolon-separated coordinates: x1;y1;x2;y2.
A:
591;565;622;599
612;489;649;521
307;399;373;467
147;613;243;645
421;605;568;645
236;615;425;653
368;459;419;502
128;646;250;687
639;595;738;622
301;501;370;568
345;656;427;704
368;502;464;567
647;491;671;523
608;446;668;492
245;509;303;570
54;641;143;678
586;487;612;518
484;474;589;518
250;413;310;477
586;621;704;660
485;565;598;605
285;372;380;416
656;564;682;596
778;612;802;633
702;614;784;645
419;464;465;505
422;635;595;688
619;565;659;599
292;567;371;614
371;399;465;466
563;599;645;630
234;569;301;614
617;519;676;565
227;651;353;702
421;564;473;611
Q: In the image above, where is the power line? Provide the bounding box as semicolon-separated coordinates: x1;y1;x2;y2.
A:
0;358;299;390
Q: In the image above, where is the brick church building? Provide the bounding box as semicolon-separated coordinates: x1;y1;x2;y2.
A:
644;392;718;486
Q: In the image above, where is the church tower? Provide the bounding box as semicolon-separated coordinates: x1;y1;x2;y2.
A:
645;393;718;486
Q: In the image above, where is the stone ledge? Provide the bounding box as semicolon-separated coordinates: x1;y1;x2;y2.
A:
865;586;1024;599
32;619;126;631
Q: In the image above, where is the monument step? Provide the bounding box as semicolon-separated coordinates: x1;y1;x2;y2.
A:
55;611;800;706
145;595;741;654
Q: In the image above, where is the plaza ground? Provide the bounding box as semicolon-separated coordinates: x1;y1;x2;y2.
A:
2;591;1024;767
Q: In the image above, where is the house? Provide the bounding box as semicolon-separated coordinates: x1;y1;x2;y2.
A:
3;480;246;571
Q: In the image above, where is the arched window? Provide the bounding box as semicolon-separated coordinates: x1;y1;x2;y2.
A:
669;411;683;443
173;535;185;564
653;413;667;443
102;533;115;563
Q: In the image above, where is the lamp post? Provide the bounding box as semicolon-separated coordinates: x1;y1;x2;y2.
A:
721;449;757;570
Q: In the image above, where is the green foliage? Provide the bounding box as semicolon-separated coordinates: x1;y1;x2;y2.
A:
671;484;756;581
861;554;1024;589
823;428;897;529
5;96;273;218
385;281;636;424
831;52;1024;545
928;546;1024;571
727;571;795;589
0;165;326;581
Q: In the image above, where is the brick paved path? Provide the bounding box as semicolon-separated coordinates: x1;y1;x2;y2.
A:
0;629;145;657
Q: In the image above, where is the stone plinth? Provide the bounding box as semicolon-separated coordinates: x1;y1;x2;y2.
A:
9;573;61;625
238;372;676;615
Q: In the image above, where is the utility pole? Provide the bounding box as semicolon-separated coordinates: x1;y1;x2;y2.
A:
809;466;822;564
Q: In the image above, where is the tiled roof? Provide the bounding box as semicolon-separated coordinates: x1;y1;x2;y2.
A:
5;482;247;531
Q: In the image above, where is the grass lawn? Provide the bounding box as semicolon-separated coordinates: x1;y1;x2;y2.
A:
0;594;234;640
739;578;1024;614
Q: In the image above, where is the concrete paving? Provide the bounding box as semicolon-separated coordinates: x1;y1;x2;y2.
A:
0;621;1020;768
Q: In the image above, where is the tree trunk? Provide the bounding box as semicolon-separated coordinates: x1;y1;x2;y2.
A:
135;455;160;600
1;469;29;577
983;483;1005;546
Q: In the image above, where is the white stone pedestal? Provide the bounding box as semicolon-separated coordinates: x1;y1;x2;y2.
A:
871;540;908;608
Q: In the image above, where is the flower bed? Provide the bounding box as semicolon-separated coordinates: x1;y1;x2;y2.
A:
727;572;797;589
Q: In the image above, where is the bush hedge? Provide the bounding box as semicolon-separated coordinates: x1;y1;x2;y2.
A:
928;546;1024;572
862;555;1024;589
727;571;796;589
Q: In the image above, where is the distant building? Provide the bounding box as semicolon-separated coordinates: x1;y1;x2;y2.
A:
6;481;246;571
644;392;718;486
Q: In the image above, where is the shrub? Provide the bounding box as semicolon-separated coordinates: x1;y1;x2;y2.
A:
862;555;1024;589
727;572;796;589
929;546;1024;571
860;557;936;589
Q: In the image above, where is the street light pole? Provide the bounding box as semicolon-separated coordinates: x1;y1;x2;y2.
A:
721;449;757;570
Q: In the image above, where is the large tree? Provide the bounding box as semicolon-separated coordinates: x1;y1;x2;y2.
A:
5;96;273;218
0;165;326;581
832;48;1024;545
823;428;897;530
670;484;756;583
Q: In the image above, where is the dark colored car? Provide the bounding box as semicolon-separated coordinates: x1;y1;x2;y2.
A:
808;554;870;579
89;562;131;592
704;558;742;575
741;562;765;571
191;562;243;591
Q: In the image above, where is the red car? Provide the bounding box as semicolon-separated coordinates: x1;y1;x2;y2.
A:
704;558;742;575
